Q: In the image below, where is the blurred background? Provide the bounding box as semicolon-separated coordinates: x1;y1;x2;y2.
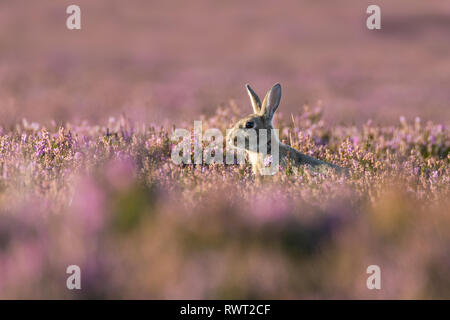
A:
0;0;449;126
0;0;449;299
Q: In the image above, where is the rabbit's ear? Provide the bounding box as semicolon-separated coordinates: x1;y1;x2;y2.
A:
261;83;281;120
246;84;262;114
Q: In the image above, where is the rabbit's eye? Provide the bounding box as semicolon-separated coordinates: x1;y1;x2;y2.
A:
245;121;254;129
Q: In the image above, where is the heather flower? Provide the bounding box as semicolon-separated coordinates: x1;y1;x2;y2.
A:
263;155;273;167
0;108;448;299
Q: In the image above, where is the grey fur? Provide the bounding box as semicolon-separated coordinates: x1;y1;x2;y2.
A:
227;83;345;175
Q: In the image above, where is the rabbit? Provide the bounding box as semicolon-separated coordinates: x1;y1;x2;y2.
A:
226;83;345;175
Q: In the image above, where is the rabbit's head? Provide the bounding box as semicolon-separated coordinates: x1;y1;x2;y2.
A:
227;83;282;152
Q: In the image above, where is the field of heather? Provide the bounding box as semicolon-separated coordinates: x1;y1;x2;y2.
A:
0;1;449;299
